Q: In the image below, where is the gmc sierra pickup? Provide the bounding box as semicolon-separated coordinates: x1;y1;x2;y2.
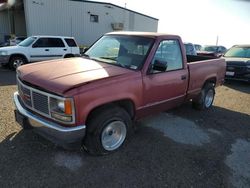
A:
14;32;226;155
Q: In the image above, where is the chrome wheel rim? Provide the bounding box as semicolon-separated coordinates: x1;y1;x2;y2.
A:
101;121;127;151
205;89;214;108
13;59;24;69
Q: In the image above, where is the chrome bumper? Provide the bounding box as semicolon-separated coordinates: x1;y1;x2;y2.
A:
13;92;86;148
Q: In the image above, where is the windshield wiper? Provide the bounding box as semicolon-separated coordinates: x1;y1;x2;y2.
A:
87;56;129;69
99;56;117;61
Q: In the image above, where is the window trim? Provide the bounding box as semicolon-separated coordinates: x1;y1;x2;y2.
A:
64;38;77;47
90;14;99;23
32;37;65;48
147;39;184;75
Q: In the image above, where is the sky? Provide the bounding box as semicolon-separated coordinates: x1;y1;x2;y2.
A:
93;0;250;48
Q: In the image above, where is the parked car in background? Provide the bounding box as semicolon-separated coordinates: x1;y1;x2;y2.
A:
0;42;7;47
184;43;197;55
0;36;80;70
14;32;226;155
198;45;227;57
9;36;26;46
224;45;250;82
194;44;202;51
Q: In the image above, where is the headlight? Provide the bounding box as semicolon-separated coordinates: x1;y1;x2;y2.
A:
50;97;74;123
0;51;8;56
57;100;65;112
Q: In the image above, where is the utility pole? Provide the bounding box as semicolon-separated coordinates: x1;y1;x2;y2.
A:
216;35;219;46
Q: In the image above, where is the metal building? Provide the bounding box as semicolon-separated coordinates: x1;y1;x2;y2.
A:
0;0;158;46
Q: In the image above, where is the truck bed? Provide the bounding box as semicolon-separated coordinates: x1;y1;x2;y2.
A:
187;55;226;98
186;55;217;63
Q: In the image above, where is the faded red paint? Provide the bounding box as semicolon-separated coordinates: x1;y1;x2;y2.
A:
17;32;226;127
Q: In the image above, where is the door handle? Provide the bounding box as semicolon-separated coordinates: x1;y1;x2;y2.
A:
181;75;187;80
63;49;67;51
45;49;49;51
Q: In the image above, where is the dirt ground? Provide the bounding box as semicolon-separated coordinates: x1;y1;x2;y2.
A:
0;66;249;188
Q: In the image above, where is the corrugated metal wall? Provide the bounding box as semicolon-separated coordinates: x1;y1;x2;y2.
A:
0;9;27;43
14;10;26;36
23;0;158;46
0;10;10;43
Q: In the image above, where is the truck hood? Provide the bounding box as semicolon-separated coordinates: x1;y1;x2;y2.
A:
17;57;134;95
223;57;250;63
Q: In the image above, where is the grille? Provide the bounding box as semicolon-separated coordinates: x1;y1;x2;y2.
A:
17;78;50;116
226;61;247;74
226;66;247;74
33;91;49;114
16;78;75;124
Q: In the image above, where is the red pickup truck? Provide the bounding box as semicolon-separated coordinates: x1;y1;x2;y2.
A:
14;32;226;155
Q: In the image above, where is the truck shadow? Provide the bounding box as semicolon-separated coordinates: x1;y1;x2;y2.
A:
224;80;250;94
0;105;249;187
170;103;250;136
0;66;16;86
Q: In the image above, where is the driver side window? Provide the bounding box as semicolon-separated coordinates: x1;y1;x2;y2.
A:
150;39;183;74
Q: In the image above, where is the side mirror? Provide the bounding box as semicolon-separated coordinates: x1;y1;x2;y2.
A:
152;59;167;72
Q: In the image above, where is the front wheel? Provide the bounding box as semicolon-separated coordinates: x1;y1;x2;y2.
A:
192;83;215;110
83;106;132;155
9;56;27;70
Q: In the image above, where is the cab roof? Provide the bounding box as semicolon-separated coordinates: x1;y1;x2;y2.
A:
106;31;179;39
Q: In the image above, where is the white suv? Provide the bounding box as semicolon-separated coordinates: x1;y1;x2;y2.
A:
0;36;80;70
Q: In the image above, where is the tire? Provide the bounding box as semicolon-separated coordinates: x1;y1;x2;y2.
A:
9;56;27;70
83;105;132;155
192;83;215;110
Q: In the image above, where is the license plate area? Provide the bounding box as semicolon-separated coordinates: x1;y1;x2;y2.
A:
226;71;235;76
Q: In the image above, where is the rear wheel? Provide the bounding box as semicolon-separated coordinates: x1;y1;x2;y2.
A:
9;56;27;70
83;106;132;155
192;83;215;110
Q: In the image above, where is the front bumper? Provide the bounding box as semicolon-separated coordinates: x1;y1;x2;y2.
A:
225;67;250;82
0;55;10;65
13;92;86;149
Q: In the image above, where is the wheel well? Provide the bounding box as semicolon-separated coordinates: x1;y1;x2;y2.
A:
203;77;216;88
9;54;28;63
86;99;135;124
64;54;74;58
113;100;135;118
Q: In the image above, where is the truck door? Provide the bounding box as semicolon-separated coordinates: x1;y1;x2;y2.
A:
47;38;67;59
142;39;189;112
30;38;64;62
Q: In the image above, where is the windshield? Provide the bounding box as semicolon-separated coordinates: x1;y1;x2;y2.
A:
224;46;250;58
18;37;37;47
85;35;154;70
201;46;218;52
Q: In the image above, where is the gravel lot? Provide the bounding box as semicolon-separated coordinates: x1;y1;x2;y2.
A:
0;66;249;188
